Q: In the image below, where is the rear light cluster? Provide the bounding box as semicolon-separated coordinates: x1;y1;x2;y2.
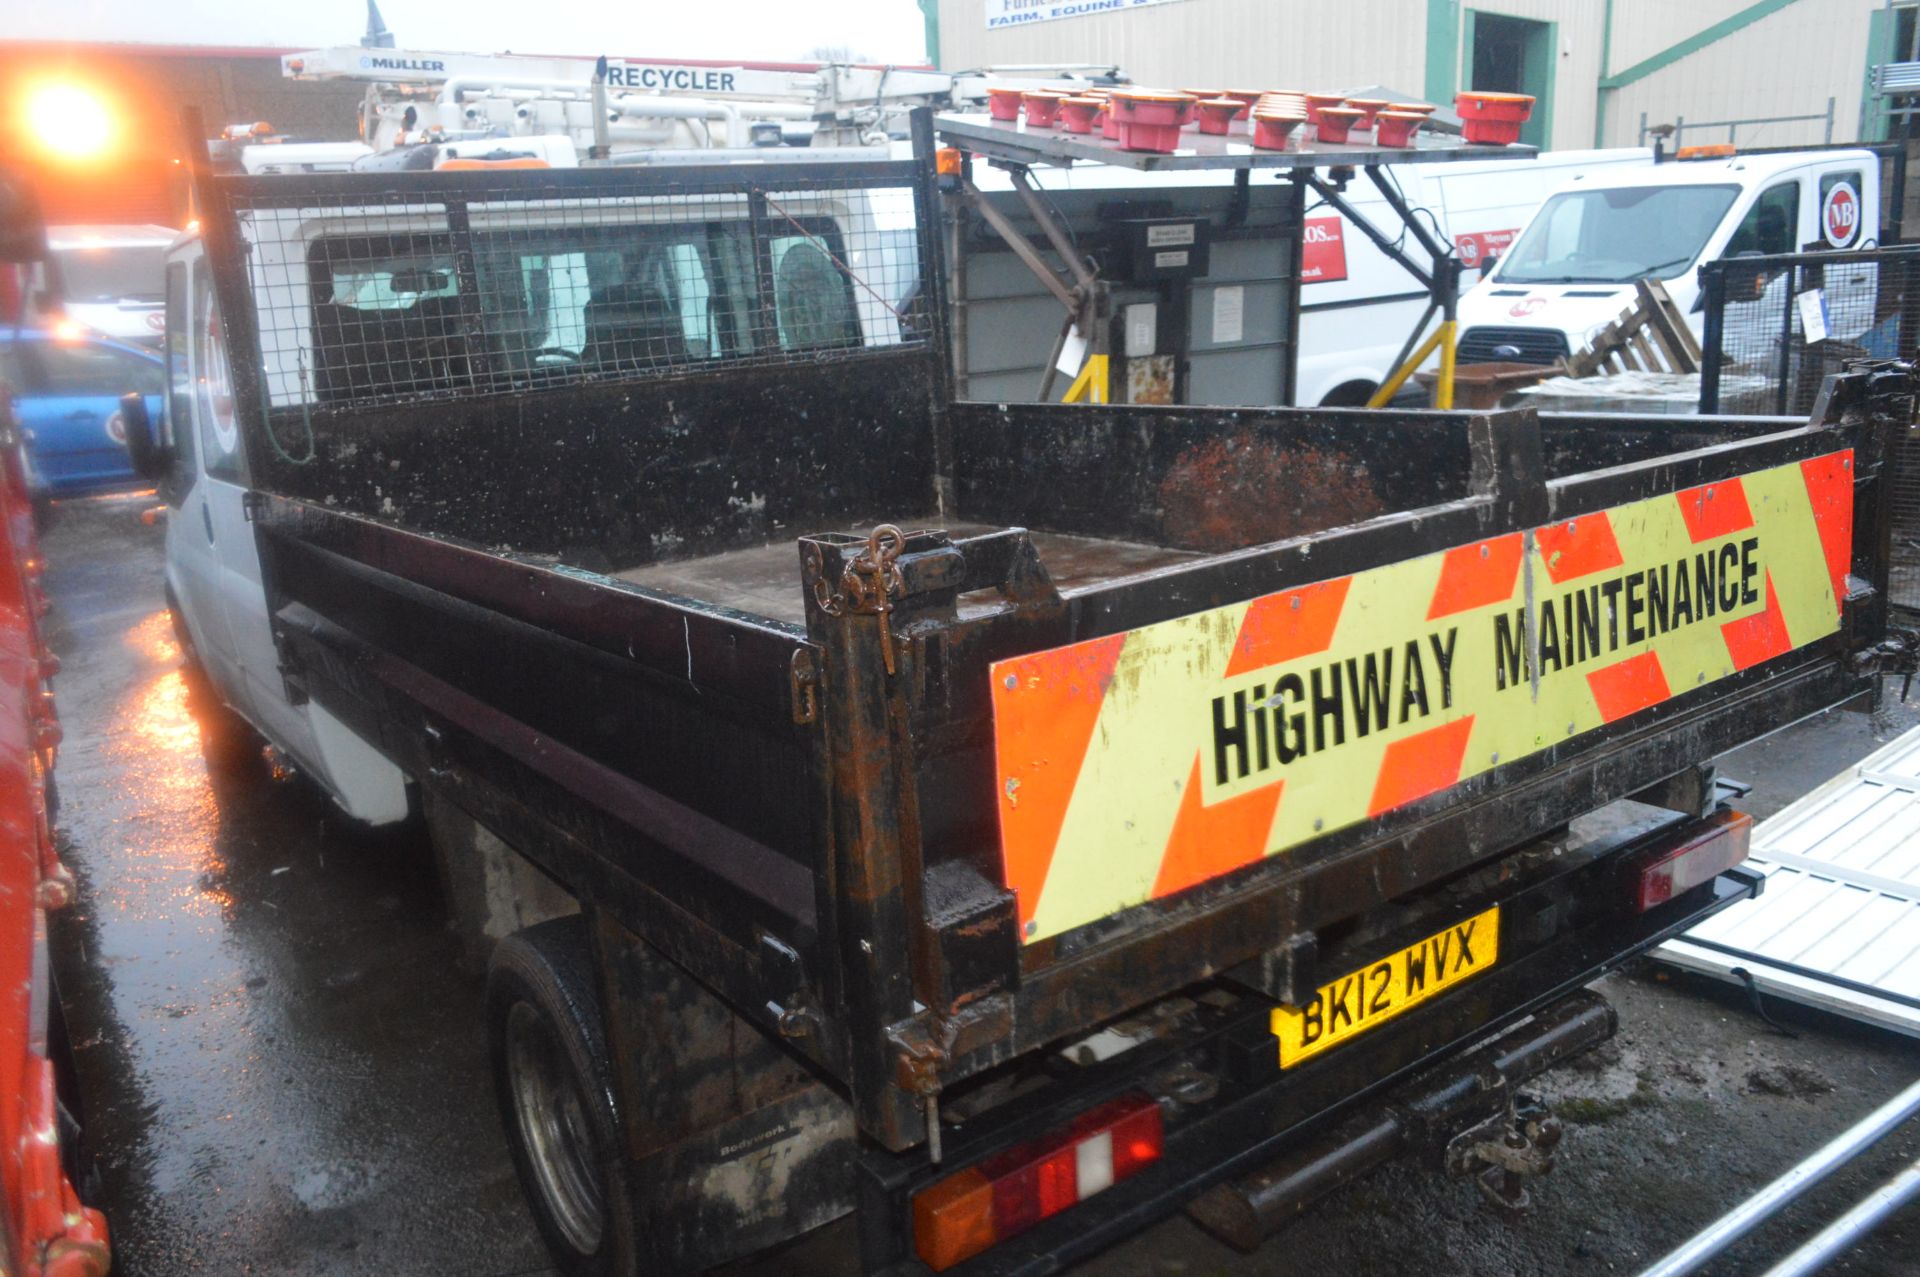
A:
913;1092;1164;1272
1625;809;1752;912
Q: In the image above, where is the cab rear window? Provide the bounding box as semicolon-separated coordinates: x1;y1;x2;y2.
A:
302;215;867;404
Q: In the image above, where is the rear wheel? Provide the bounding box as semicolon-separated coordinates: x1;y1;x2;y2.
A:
488;917;636;1277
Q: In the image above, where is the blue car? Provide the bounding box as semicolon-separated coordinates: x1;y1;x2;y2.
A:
0;326;163;497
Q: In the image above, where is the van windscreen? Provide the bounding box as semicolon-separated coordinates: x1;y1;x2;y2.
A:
54;242;167;303
1495;184;1740;285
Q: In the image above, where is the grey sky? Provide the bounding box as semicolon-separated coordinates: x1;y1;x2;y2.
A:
0;0;930;64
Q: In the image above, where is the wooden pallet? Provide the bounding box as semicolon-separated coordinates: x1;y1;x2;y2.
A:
1562;278;1705;377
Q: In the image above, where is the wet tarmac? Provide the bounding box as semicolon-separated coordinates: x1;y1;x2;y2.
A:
36;492;1920;1277
42;493;550;1276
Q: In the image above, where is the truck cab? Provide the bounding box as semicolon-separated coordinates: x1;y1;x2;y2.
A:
157;230;412;823
1456;148;1881;366
152;172;910;827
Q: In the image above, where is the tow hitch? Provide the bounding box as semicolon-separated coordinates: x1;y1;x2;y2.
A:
1187;990;1613;1251
1444;1092;1564;1217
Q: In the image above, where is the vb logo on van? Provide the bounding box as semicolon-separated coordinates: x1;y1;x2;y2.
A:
1822;181;1859;248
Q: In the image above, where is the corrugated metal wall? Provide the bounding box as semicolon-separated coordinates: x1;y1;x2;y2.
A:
938;1;1886;153
1601;0;1875;148
939;0;1429;100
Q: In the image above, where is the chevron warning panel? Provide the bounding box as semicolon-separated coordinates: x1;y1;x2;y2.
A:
989;450;1854;944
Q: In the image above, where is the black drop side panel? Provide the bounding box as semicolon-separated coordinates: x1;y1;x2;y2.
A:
949;401;1477;553
253;352;942;569
264;528;820;871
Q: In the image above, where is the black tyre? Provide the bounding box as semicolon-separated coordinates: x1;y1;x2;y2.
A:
488;916;636;1277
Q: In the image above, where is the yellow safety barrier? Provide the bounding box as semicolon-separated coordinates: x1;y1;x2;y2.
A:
1062;352;1110;405
1367;319;1458;410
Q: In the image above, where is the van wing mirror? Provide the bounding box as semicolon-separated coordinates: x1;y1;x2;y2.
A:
1479;252;1499;279
118;392;171;481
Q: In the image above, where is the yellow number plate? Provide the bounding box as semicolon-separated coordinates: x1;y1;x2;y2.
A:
1271;905;1500;1068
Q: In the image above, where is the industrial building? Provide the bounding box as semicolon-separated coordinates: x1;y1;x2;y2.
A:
935;0;1916;151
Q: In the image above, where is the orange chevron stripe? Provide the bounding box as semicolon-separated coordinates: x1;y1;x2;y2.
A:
1224;577;1351;677
1536;512;1624;584
1151;755;1284;899
1586;651;1671;723
1721;573;1792;671
1368;716;1476;817
1674;478;1754;543
992;633;1127;934
1799;452;1854;614
1428;533;1525;620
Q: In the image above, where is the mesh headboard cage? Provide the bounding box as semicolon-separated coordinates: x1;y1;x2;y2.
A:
197;159;938;422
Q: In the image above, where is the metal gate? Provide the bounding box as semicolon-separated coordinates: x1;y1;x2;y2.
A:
1698;246;1920;614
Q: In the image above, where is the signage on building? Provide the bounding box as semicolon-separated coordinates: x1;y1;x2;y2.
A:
986;0;1192;28
1301;217;1348;284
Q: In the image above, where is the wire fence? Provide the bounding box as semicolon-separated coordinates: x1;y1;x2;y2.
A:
202;165;931;414
1698;246;1920;615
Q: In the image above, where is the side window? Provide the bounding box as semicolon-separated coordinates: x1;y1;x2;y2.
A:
1724;182;1800;257
771;227;861;352
195;270;247;484
1817;171;1865;249
37;340;163;397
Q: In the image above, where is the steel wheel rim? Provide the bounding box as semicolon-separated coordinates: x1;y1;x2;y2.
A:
506;1000;606;1255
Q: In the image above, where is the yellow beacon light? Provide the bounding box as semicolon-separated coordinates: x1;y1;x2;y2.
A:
24;81;116;164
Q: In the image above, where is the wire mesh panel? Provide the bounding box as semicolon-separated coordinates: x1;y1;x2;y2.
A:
1698;246;1920;615
1700;247;1920;416
207;164;932;415
1894;426;1920;617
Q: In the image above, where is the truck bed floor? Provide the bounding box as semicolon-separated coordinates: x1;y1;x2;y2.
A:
613;519;1199;623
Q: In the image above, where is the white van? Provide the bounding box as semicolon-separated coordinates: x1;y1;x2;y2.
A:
1455;148;1882;366
1292;147;1653;405
46;224;177;347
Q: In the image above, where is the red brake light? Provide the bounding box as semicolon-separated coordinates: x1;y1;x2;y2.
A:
913;1093;1164;1271
1625;809;1751;912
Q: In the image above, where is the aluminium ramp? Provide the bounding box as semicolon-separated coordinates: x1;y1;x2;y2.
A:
1658;725;1920;1037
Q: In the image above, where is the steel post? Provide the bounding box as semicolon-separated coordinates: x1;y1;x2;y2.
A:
1776;261;1797;416
1698;263;1726;414
1634;1076;1920;1277
1758;1154;1920;1277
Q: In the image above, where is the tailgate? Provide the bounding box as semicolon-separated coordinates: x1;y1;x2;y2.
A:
993;449;1854;943
803;374;1905;1153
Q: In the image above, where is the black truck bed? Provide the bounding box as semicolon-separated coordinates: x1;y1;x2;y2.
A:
615;520;1198;623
